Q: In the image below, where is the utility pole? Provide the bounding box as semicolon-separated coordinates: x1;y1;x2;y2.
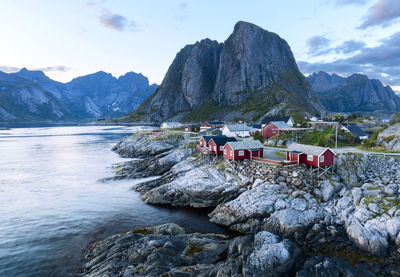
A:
335;123;338;149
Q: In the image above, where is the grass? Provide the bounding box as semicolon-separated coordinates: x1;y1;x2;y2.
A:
185;241;206;256
274;150;286;157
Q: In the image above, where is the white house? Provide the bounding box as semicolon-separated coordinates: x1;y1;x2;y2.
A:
222;124;251;137
160;122;183;129
261;116;295;127
342;124;369;140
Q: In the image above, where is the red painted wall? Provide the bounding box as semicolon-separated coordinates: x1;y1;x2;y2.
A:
199;137;209;147
208;140;225;155
319;150;335;166
223;144;262;160
287;151;299;162
262;123;279;138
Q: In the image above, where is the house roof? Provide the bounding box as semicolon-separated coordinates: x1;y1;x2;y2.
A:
345;124;368;137
201;135;227;143
226;140;264;150
210;136;237;145
287;143;335;156
261;116;291;124
270;121;291;129
204;121;224;125
206;128;222;135
249;123;262;129
224;124;251;132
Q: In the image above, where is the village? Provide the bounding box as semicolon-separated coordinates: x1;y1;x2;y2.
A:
150;115;399;179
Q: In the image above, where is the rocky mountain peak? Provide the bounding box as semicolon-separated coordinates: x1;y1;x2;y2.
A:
16;68;51;83
128;21;323;122
307;71;400;113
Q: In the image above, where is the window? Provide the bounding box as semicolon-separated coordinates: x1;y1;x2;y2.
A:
230;150;233;156
214;146;216;151
238;150;244;156
307;155;313;161
320;156;324;163
224;149;226;155
220;146;224;151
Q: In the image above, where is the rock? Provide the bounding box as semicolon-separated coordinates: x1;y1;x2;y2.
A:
345;216;388;256
308;71;400;113
377;124;400;151
142;160;246;208
125;21;323;122
82;224;230;277
83;224;303;277
243;231;300;276
111;148;193;180
296;256;377;277
266;139;276;146
112;135;178;158
336;153;368;188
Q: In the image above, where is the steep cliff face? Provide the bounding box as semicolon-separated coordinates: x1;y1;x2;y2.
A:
307;71;400;113
125;21;324;123
213;22;311;106
136;39;221;121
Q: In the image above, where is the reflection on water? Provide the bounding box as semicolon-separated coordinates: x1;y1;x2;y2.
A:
0;125;227;277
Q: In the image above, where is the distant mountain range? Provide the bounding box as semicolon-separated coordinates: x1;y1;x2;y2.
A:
307;71;400;113
0;68;157;121
121;21;324;123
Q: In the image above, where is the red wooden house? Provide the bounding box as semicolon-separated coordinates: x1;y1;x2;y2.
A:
262;121;291;138
208;137;237;155
286;143;335;167
199;135;228;148
223;140;264;161
200;121;225;131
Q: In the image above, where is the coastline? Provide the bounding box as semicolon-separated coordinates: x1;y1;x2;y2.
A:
81;133;400;276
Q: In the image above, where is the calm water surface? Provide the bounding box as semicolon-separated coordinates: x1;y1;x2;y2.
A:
0;125;227;277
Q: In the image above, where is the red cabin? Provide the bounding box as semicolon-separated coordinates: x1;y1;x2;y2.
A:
200;121;224;131
152;130;163;136
199;135;229;149
286;143;335;167
184;125;192;132
208;137;237;155
223;140;264;161
262;121;291;138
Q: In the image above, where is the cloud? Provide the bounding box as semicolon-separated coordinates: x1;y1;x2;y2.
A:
359;0;400;29
0;65;72;73
306;36;365;57
299;31;400;86
334;40;366;54
99;10;139;31
0;65;20;72
332;0;370;5
87;0;105;7
39;66;72;72
306;35;332;55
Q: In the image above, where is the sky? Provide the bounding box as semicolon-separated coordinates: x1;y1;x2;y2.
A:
0;0;400;92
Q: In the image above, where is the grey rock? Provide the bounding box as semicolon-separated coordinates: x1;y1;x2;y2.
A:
377;124;400;151
308;71;400;113
126;21;324;122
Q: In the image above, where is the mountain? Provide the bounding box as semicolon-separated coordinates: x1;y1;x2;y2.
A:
307;71;400;113
0;71;72;121
0;68;157;121
123;21;324;123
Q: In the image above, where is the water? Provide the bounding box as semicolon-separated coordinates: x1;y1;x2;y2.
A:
0;125;228;277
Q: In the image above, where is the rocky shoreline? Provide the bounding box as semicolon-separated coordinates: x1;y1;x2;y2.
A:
83;133;400;276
